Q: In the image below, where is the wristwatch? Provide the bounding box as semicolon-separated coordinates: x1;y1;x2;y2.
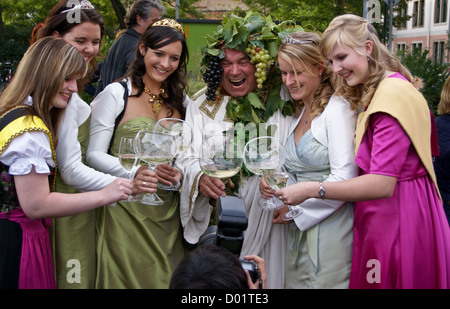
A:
319;182;325;199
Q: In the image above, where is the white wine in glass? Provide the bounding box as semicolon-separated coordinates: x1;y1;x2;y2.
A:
199;131;243;204
243;136;285;210
118;137;139;202
264;171;289;191
200;161;243;179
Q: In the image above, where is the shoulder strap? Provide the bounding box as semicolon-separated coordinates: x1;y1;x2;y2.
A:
108;80;129;154
0;106;54;157
114;80;129;133
0;106;29;132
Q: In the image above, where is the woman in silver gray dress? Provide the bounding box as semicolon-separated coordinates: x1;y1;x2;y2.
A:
260;32;358;288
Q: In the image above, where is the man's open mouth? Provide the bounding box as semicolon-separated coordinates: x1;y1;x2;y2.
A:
230;79;245;87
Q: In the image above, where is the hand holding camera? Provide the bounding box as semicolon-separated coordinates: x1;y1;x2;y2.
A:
241;255;266;289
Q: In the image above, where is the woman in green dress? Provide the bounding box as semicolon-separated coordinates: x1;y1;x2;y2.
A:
32;0;151;289
86;19;191;289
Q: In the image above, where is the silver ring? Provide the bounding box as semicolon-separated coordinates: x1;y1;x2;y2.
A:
142;181;147;187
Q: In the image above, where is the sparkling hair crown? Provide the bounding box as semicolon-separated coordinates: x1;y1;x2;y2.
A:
151;18;184;34
61;0;95;13
281;34;314;45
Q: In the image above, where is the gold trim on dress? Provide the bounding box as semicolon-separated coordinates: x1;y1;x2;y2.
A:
199;95;224;120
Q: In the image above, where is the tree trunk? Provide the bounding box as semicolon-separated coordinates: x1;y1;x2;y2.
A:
110;0;126;29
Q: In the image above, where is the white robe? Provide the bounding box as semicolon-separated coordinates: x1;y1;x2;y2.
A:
177;88;295;288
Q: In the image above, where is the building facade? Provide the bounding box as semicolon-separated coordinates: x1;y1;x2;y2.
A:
393;0;449;65
193;0;248;19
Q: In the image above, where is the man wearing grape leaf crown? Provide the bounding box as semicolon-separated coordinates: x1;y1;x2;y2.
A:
177;11;302;288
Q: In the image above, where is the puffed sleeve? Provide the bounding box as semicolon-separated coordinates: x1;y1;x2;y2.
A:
86;80;129;178
1;131;54;175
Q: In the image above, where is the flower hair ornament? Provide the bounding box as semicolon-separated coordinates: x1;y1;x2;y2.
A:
151;18;184;34
61;0;95;14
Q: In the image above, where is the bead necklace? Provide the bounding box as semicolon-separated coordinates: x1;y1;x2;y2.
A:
144;87;164;117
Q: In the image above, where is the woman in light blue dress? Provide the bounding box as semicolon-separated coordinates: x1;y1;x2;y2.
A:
260;32;358;288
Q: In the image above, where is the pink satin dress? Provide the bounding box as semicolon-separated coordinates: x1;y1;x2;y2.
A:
350;111;450;288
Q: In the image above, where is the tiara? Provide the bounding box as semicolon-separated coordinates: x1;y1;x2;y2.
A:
282;35;313;45
151;19;184;34
61;0;95;14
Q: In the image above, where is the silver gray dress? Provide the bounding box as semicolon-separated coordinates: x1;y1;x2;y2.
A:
283;130;353;289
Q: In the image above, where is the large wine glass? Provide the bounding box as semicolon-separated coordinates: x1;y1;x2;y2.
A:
199;131;243;205
153;118;192;191
118;136;139;202
243;136;286;210
134;130;176;205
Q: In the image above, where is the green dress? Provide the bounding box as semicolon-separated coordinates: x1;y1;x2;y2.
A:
51;117;96;289
95;117;185;289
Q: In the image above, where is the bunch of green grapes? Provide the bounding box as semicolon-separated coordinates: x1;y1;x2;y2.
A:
246;44;274;89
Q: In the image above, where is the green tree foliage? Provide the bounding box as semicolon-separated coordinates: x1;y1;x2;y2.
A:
239;0;363;32
0;0;203;76
0;0;56;76
398;48;449;116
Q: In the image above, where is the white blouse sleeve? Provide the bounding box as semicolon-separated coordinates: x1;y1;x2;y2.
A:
312;95;359;182
1;131;54;175
86;80;129;178
56;93;116;192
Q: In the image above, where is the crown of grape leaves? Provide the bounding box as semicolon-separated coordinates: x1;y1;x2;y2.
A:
200;11;303;126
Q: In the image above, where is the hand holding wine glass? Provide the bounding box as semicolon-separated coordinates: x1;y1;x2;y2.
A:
134;130;176;205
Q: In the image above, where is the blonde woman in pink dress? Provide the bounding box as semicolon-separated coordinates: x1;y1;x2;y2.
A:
275;14;450;289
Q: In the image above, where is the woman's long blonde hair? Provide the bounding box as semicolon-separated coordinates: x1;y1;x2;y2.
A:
319;14;422;110
278;31;335;118
0;37;86;145
438;75;450;115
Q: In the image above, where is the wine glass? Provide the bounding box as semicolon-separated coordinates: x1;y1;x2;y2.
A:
199;131;243;204
153;118;193;191
118;137;139;202
134;130;177;205
264;165;294;213
243;136;285;210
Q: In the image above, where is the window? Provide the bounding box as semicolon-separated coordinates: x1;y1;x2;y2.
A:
413;0;425;27
397;43;406;52
435;0;448;24
412;42;423;51
433;41;446;64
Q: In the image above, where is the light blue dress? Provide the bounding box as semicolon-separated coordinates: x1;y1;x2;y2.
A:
283;128;353;288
